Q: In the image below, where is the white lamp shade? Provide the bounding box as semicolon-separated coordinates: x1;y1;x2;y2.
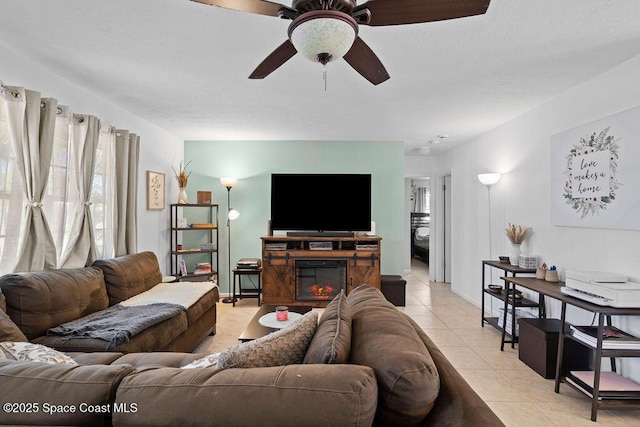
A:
220;177;238;189
289;11;357;63
228;209;240;221
477;173;501;186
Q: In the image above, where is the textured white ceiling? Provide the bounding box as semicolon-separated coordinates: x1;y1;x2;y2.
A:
1;0;639;155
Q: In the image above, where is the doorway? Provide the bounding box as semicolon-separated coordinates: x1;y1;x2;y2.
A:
443;174;452;282
409;178;430;270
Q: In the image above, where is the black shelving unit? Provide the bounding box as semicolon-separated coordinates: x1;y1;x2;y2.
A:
170;203;219;281
481;260;538;350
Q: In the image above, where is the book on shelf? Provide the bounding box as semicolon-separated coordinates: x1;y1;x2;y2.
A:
265;243;287;250
570;325;640;349
566;371;640;399
194;262;212;275
191;223;214;229
355;244;378;250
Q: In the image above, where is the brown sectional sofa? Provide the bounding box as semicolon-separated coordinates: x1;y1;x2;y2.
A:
0;281;503;426
0;252;218;353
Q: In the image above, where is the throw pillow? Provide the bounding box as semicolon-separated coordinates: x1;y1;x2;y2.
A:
0;310;28;343
0;342;78;365
181;352;220;369
303;290;351;364
217;311;318;369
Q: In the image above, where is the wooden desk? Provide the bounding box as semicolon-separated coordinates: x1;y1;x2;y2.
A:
503;276;640;421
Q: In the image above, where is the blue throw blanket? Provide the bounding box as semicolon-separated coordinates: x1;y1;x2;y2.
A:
47;303;184;350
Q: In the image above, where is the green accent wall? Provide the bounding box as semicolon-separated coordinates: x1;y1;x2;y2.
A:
184;140;404;295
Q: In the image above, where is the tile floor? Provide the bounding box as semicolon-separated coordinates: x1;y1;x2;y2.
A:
403;258;640;426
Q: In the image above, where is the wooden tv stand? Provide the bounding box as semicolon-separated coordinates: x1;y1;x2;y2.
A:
261;235;381;307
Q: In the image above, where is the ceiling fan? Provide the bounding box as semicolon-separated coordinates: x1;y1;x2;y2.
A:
191;0;491;85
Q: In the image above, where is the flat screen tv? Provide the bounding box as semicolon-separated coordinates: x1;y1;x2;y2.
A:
270;173;371;235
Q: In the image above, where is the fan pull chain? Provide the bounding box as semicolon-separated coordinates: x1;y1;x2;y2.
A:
323;62;327;92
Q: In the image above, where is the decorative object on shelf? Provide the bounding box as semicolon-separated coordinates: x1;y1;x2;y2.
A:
179;259;187;276
504;223;530;265
545;265;559;282
146;171;165;210
499;256;510;263
536;263;547;279
518;254;538;269
220;177;240;304
275;306;289;321
197;191;212;205
509;244;521;266
200;242;214;251
488;284;502;293
173;160;192;204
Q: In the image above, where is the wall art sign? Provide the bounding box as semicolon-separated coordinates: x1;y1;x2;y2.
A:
147;170;165;210
551;105;640;230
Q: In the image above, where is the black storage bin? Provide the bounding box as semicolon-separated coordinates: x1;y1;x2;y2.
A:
518;318;590;379
380;275;406;306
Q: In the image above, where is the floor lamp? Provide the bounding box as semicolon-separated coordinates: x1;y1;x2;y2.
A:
477;173;501;260
220;177;239;304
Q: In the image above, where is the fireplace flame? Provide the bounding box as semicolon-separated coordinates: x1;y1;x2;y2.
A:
310;284;334;298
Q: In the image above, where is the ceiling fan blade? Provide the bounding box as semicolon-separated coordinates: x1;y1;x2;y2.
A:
354;0;491;26
343;37;390;85
191;0;294;18
249;40;298;79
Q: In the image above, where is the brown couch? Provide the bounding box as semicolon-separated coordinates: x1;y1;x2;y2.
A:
0;252;218;353
0;284;502;426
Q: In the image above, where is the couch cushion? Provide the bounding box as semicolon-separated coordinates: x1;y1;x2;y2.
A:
347;284;440;426
113;364;377;427
217;311;318;369
304;290;351;364
33;310;189;354
0;267;109;340
0;342;78;365
0;360;134;426
92;251;163;305
0;309;28;342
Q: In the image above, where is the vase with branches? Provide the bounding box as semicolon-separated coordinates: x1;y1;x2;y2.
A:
505;223;530;266
173;160;192;204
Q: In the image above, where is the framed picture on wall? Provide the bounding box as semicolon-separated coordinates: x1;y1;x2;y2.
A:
147;171;165;210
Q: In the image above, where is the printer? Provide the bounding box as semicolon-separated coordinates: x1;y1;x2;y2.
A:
561;271;640;308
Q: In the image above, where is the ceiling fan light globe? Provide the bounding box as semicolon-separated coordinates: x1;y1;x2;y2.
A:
289;11;358;63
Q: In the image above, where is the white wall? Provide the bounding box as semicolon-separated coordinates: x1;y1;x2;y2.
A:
0;42;183;273
434;53;640;380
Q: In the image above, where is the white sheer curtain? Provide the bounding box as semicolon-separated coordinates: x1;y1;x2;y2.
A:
0;86;58;272
57;114;99;268
0;81;139;274
91;124;116;260
413;187;429;213
0;88;29;273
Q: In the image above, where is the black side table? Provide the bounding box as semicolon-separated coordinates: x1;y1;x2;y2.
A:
232;268;262;306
